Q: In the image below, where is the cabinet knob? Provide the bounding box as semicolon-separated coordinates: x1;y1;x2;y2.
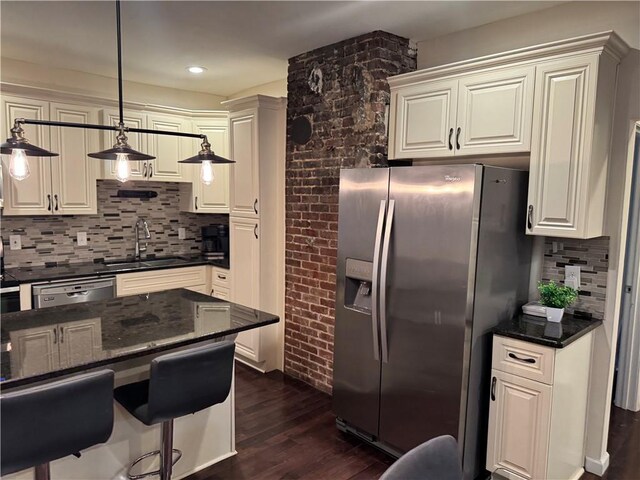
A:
527;205;533;230
448;128;453;150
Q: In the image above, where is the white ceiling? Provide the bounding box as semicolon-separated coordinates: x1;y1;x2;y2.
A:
1;1;562;97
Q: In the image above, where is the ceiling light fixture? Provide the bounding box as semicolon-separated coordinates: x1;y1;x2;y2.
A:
186;66;207;74
1;0;232;184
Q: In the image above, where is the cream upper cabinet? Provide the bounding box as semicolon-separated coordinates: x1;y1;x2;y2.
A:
389;79;458;159
58;318;102;368
1;96;99;216
527;53;617;238
180;117;230;214
100;109;147;181
49;103;99;215
146;113;190;182
456;66;534;156
388;66;534;159
229;109;259;217
1;95;52;215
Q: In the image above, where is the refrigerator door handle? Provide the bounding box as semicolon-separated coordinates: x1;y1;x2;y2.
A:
379;199;395;364
371;200;387;361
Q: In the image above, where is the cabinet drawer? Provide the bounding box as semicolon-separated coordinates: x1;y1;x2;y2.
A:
492;335;555;385
211;267;231;288
116;266;207;296
210;286;230;301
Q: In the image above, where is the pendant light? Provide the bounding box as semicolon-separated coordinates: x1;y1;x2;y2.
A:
178;138;233;185
0;122;58;181
1;0;233;185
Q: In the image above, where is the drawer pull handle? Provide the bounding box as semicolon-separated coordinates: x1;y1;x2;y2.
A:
527;205;533;230
47;194;52;211
253;198;258;214
456;127;461;150
508;352;536;364
448;128;453;150
54;194;59;211
491;376;496;401
143;162;147;178
217;274;226;280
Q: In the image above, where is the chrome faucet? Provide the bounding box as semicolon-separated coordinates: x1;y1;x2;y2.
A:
134;217;151;260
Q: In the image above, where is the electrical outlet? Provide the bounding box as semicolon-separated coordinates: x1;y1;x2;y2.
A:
77;232;88;246
178;228;186;240
565;265;581;290
552;241;559;253
9;235;21;250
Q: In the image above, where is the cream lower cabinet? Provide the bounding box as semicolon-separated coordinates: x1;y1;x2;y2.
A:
388;66;534;159
487;333;594;480
1;96;99;215
180;117;230;213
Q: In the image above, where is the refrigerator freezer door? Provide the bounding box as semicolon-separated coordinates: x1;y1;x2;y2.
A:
379;164;481;453
333;167;390;437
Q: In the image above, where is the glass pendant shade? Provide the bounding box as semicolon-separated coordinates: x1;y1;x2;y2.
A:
8;149;31;181
200;160;214;185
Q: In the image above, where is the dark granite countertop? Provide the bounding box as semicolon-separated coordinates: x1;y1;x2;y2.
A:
493;313;602;348
4;255;229;284
0;288;278;389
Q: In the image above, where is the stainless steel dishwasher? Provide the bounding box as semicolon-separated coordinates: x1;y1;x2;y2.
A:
32;276;116;309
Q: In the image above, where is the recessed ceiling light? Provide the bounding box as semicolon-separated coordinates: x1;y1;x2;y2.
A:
187;66;206;74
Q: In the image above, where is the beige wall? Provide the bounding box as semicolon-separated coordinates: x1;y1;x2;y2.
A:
416;2;640;69
227;78;287;100
1;57;226;110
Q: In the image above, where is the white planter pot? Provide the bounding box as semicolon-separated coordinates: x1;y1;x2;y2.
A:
545;307;565;323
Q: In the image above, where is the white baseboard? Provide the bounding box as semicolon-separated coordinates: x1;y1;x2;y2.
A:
585;452;610;476
569;468;585;480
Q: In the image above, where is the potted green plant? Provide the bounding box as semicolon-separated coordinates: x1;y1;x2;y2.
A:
537;281;578;322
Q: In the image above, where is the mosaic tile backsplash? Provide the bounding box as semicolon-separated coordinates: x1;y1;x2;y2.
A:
541;236;609;319
1;180;227;268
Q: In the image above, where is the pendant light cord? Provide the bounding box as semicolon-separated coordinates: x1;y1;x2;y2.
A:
116;0;124;127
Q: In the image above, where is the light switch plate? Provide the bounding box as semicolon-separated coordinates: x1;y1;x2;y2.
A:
178;227;186;240
565;265;581;290
9;235;21;250
77;232;88;246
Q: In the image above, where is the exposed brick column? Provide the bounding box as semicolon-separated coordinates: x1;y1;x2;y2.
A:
285;31;416;393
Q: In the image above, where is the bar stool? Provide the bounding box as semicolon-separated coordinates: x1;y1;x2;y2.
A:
114;341;235;480
1;370;115;480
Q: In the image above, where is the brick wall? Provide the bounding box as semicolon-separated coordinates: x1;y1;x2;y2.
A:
284;31;416;392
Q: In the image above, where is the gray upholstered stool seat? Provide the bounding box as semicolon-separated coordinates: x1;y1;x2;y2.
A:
1;370;115;480
114;340;235;480
380;435;463;480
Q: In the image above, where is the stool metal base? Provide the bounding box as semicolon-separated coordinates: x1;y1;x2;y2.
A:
34;463;51;480
127;420;182;480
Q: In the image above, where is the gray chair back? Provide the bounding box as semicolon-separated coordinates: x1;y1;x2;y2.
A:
380;435;463;480
146;340;235;424
1;370;114;476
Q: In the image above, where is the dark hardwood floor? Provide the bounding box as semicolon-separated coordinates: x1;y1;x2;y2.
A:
189;362;640;480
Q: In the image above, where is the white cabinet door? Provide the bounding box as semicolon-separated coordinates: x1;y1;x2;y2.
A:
229;110;259;218
9;325;59;377
527;56;597;238
100;109;147;181
147;113;189;182
1;95;52;215
389;79;457;159
49;103;99;215
58;318;102;368
486;369;552;480
456;66;534;156
192;120;230;213
230;217;261;361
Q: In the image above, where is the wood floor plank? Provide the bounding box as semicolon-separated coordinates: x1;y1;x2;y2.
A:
190;362;639;480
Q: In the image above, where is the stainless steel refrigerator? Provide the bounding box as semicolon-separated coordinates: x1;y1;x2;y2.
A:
332;164;532;480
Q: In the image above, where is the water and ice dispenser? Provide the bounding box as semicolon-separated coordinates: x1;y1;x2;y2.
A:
343;258;373;314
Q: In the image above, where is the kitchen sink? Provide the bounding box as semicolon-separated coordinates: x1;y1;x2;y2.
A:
141;258;191;267
100;257;191;270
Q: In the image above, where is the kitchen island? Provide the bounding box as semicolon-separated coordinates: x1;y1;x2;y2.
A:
1;289;279;479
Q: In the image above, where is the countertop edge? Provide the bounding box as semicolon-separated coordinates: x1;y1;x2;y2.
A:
494;319;602;348
1;316;278;390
